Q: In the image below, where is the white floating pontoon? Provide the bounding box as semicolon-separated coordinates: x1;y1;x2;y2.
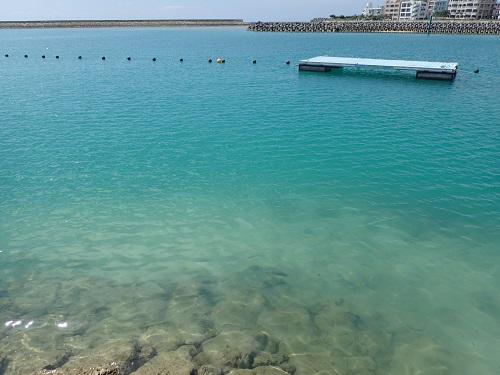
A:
299;56;458;80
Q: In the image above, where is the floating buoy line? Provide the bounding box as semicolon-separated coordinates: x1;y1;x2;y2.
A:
1;54;302;68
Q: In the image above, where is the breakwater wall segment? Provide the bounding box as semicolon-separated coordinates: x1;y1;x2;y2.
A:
248;20;500;35
0;19;247;29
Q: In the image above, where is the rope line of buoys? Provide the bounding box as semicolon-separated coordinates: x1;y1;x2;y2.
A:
1;54;306;69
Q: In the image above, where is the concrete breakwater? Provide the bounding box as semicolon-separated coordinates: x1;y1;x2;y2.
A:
0;19;247;29
248;20;500;35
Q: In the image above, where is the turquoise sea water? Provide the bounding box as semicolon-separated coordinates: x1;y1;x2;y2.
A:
0;28;499;374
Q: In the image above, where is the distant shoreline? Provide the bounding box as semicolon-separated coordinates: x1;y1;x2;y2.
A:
0;19;248;29
2;19;499;35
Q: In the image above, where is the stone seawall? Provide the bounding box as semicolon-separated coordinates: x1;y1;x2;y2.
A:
248;20;500;35
0;19;247;29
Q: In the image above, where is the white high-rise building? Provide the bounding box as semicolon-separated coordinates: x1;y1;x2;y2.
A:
428;0;449;14
399;0;429;19
492;2;500;18
363;1;385;17
447;0;496;19
384;0;403;19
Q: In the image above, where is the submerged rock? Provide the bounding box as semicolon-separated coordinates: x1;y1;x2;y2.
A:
159;282;217;346
139;326;186;353
210;292;266;332
194;330;291;374
130;345;197;375
194;331;263;370
252;352;287;368
256;306;316;353
286;353;344;375
0;327;74;375
197;364;224;375
45;339;155;375
228;366;291;375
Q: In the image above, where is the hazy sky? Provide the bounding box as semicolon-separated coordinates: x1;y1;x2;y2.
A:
1;0;376;22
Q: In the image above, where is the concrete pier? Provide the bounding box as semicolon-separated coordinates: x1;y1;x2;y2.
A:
299;56;458;80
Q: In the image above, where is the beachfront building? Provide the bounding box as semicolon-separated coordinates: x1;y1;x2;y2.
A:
447;0;496;19
362;1;385;17
493;2;500;18
399;0;429;19
428;0;449;14
384;0;429;19
384;0;403;19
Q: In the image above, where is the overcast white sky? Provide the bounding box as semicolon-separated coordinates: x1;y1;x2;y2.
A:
0;0;380;22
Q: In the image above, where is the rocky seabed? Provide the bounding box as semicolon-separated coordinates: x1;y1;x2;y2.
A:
0;265;455;375
248;21;500;35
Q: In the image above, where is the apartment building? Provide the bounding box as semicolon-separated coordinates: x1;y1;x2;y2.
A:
447;0;496;19
428;0;449;14
492;2;500;18
384;0;403;19
399;0;429;19
363;2;385;17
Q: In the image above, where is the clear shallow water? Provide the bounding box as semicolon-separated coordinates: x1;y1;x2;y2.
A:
0;28;499;374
